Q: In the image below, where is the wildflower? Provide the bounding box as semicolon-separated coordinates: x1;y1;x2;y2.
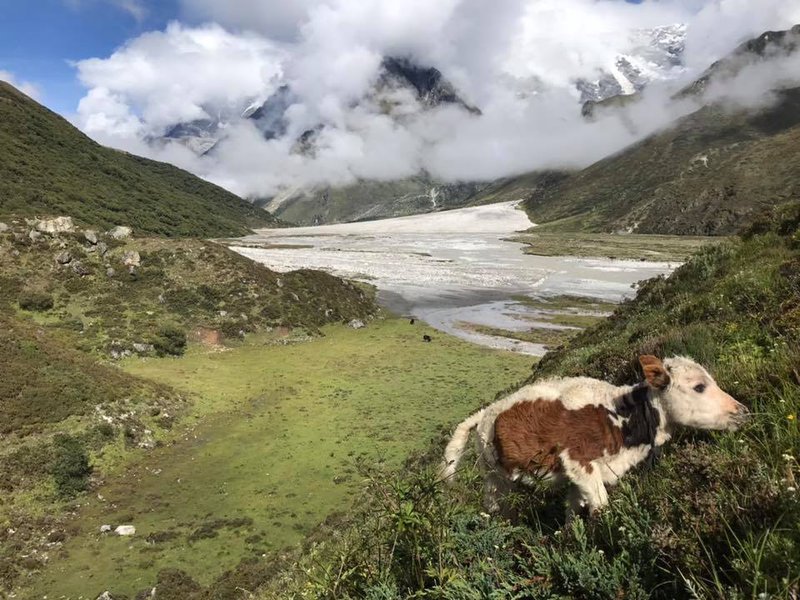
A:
787;487;797;493
783;454;795;462
788;414;796;421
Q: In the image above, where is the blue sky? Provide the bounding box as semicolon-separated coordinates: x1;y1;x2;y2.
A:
1;0;648;115
0;0;179;113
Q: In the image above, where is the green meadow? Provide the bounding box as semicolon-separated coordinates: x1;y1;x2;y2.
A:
25;319;532;598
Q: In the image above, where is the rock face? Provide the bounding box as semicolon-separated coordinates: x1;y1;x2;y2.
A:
114;525;136;536
35;216;75;234
108;226;132;240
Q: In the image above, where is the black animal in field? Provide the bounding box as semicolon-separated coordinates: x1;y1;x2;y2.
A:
423;334;432;343
410;318;416;325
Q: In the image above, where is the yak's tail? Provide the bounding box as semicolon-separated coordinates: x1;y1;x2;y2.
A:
439;409;485;483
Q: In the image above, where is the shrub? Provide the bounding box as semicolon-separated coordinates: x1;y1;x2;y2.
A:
49;434;92;498
151;324;187;357
18;290;53;311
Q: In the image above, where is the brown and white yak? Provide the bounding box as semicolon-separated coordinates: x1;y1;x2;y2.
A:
440;355;748;517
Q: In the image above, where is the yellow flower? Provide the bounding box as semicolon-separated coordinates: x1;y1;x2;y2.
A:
788;414;796;421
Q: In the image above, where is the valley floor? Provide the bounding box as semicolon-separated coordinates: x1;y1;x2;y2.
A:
22;319;532;598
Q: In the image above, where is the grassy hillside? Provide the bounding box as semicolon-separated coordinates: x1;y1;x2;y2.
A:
521;87;800;235
0;218;379;594
249;203;800;599
0;221;375;356
0;82;275;237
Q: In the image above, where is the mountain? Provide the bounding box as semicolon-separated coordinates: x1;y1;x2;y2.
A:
0;82;275;237
488;25;800;236
576;24;687;103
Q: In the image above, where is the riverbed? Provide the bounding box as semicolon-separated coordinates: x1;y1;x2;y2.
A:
231;202;677;355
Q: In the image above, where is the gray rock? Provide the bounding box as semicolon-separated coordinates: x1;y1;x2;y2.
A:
108;226;132;240
99;525;112;533
348;319;366;329
96;592;115;600
114;525;136;536
122;250;141;267
72;261;92;276
133;343;154;354
55;251;72;265
96;241;108;256
84;230;99;245
28;229;43;242
36;216;75;234
0;222;9;233
106;267;116;278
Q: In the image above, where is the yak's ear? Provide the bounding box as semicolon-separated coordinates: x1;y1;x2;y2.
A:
639;355;671;389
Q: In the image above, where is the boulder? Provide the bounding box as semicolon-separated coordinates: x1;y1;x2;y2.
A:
36;216;75;234
0;222;8;233
108;226;132;240
348;319;366;329
28;229;43;242
55;251;72;265
72;261;92;276
133;343;154;354
96;592;115;600
96;241;108;256
99;524;112;533
106;267;116;278
84;230;99;245
122;250;141;268
114;525;136;536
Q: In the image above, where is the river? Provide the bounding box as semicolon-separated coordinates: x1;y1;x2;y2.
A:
231;202;677;355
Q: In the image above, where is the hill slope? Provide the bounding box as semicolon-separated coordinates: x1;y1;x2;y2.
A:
522;87;800;235
0;82;275;237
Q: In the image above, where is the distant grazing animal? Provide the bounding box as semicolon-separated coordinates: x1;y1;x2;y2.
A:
410;318;416;325
423;334;432;342
440;355;748;518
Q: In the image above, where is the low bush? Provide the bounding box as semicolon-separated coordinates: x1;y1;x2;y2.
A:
49;435;92;498
151;324;187;357
18;290;53;311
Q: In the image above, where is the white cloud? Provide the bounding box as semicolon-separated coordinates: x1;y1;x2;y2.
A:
64;0;148;22
73;0;800;201
0;70;42;100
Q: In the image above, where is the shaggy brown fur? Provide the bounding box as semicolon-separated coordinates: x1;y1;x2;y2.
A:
493;399;623;475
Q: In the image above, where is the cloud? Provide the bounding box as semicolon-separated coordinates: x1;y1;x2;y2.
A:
0;70;42;100
64;0;148;22
72;0;800;201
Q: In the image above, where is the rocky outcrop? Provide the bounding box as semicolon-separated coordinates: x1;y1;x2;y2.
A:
35;216;75;234
108;226;132;240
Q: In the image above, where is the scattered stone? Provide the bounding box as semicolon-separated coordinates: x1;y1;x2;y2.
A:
122;250;141;267
99;525;112;533
133;343;154;354
55;251;72;265
219;310;228;317
28;229;43;242
72;261;92;276
36;216;75;234
0;222;8;233
106;267;116;278
114;525;136;536
96;591;115;600
11;249;19;257
108;226;132;240
84;230;99;245
96;241;108;256
348;319;365;329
